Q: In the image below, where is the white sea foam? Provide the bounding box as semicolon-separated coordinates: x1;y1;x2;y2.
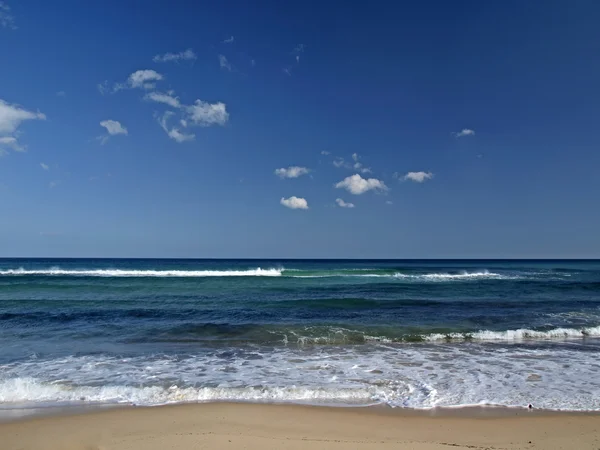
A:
423;326;600;342
2;342;600;411
0;267;283;277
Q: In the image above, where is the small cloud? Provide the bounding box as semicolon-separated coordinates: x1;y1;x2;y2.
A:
219;54;233;71
335;198;355;208
321;150;330;155
97;81;110;95
144;91;181;108
40;162;49;170
283;67;292;76
56;91;66;97
280;196;308;210
453;128;475;138
128;69;163;89
275;166;310;179
153;48;196;63
99;119;128;144
187;100;229;126
0;1;16;30
0;136;25;152
335;174;388;195
49;180;60;188
0;99;46;153
223;36;234;44
158;111;195;143
100;120;127;136
403;171;433;183
386;200;393;205
292;44;305;64
100;70;164;94
251;59;256;67
352;153;359;162
333;157;351;169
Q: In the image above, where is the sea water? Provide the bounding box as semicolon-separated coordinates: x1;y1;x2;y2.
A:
1;259;600;413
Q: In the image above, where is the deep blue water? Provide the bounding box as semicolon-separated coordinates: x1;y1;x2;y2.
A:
1;259;600;411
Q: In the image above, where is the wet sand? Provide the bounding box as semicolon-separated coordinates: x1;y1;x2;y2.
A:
2;403;600;449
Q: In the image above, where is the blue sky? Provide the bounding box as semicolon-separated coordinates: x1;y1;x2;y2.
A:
1;0;600;258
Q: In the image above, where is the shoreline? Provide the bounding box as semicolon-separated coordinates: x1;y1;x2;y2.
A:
3;400;600;423
2;402;600;449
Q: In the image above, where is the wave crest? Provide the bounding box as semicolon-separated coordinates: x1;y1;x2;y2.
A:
0;267;283;277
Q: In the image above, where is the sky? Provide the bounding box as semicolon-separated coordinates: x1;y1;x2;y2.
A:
1;0;600;258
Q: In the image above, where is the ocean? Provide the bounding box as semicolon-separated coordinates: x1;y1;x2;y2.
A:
1;258;600;414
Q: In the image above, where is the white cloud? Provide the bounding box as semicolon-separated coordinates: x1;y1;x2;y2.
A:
153;49;196;63
219;54;232;71
98;120;127;144
0;1;16;29
283;67;292;76
0;136;24;152
99;70;164;95
128;69;163;89
280;196;308;210
97;81;110;95
251;59;256;67
0;99;46;134
49;180;59;188
386;200;393;205
275;166;310;179
223;36;234;44
100;120;128;136
0;99;46;153
352;153;359;162
321;150;330;155
335;174;388;195
453;128;475;138
144;91;181;108
40;162;49;170
333;158;351;169
403;171;433;183
335;198;355;208
158;111;195;143
187;100;229;127
56;91;66;97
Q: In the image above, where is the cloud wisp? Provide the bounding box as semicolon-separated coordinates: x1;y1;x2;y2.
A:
219;55;233;71
453;128;475;138
153;49;196;63
99;70;164;94
336;198;355;208
0;1;16;29
275;166;310;179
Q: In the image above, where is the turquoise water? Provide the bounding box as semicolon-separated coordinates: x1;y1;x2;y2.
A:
1;259;600;411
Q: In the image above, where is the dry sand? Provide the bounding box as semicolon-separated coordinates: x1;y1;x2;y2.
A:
1;403;600;450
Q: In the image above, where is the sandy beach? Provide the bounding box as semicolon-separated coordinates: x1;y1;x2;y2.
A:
2;403;600;450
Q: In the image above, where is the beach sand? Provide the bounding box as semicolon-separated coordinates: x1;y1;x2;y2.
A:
1;403;600;450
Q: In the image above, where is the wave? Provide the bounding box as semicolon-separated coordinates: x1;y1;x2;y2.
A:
0;377;377;407
139;324;600;345
424;326;600;342
0;267;508;280
0;267;283;277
